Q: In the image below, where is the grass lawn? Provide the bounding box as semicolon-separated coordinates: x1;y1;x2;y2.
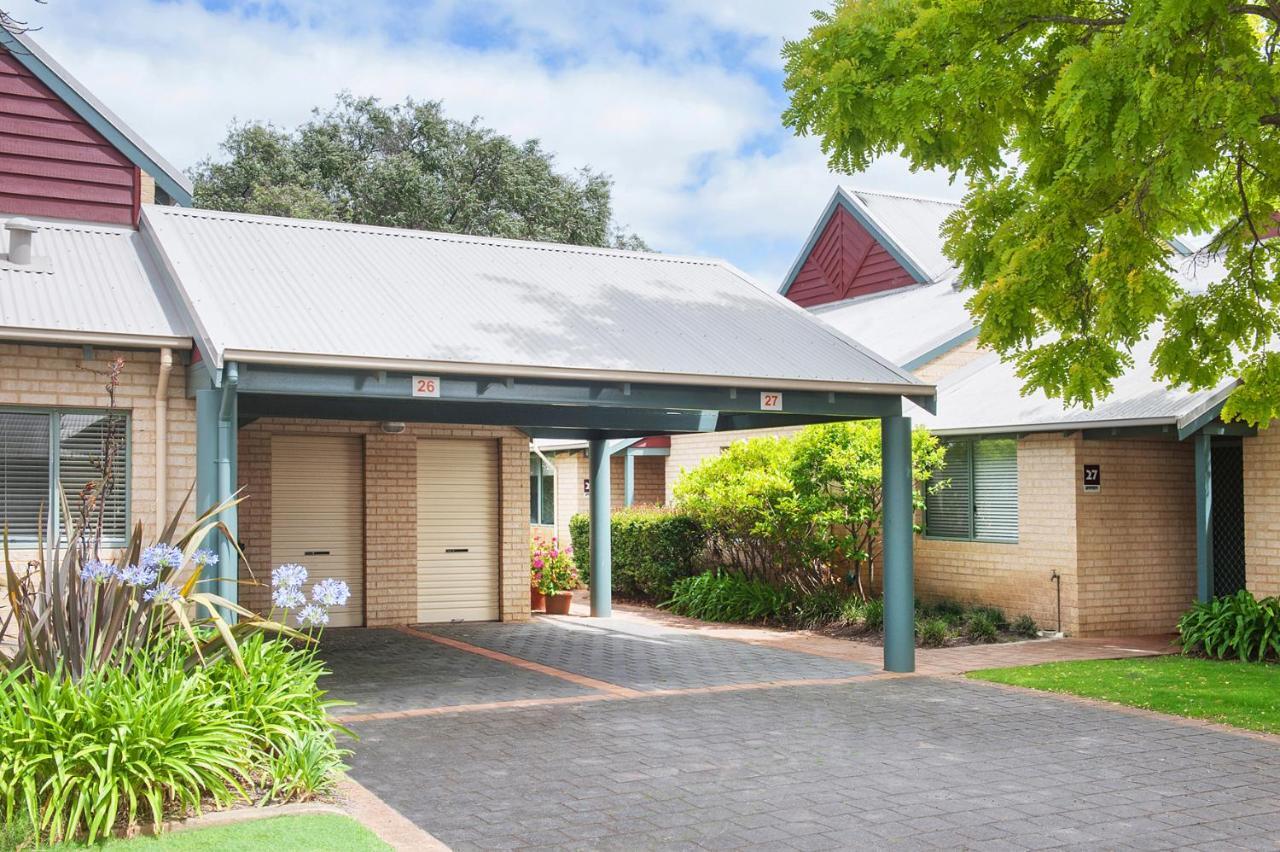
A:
970;655;1280;734
0;813;391;851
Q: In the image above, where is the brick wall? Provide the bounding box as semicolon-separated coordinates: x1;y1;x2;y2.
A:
1073;439;1196;635
1243;425;1280;597
237;418;530;625
917;433;1080;633
539;450;666;545
0;342;195;565
913;338;985;385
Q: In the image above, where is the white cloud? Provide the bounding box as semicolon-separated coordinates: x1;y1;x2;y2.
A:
7;0;964;284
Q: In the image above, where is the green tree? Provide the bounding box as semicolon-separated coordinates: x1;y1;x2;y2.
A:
191;93;647;250
784;1;1280;424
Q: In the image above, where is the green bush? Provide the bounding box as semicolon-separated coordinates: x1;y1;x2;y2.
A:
964;612;999;643
862;597;885;632
792;586;850;628
919;598;967;626
0;635;346;843
969;605;1007;628
1010;614;1039;638
664;571;795;623
569;508;706;603
839;596;866;625
1179;590;1280;662
917;617;949;648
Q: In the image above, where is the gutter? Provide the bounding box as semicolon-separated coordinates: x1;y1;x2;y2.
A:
219;348;935;399
0;326;191;350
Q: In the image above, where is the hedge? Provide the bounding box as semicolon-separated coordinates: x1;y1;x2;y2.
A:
569;507;707;603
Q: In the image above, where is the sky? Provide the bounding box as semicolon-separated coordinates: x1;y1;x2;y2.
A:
8;0;963;285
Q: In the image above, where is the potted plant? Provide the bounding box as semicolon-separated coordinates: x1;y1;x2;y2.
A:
533;538;578;615
530;540;547;612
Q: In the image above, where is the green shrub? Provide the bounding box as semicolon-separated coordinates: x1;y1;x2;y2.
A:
1010;614;1039;638
839;596;866;625
969;605;1007;628
964;612;999;643
664;571;794;624
0;635;346;844
919;598;967;626
792;586;849;628
917;617;949;648
862;597;885;632
1179;590;1280;662
569;508;706;603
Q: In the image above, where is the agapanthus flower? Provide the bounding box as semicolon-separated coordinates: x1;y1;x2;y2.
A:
119;563;159;588
297;604;330;628
141;544;184;573
79;559;118;583
192;549;219;569
272;585;306;610
144;583;182;604
311;578;351;608
272;563;308;589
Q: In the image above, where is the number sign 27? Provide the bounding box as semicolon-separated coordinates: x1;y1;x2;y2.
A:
412;376;441;398
760;391;783;411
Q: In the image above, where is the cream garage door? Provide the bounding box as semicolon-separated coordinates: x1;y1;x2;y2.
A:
270;435;365;628
417;438;499;622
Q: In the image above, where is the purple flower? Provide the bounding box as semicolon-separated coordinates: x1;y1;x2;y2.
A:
272;563;308;589
144;583;182;604
141;544;184;573
297;604;330;628
192;549;219;569
272;585;306;610
312;578;351;608
79;560;118;584
119;563;159;588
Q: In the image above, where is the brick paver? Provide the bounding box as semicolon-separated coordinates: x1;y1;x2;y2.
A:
320;628;594;716
345;676;1280;851
423;617;876;691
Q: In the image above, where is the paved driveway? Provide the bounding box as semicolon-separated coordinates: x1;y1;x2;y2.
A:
323;620;1280;851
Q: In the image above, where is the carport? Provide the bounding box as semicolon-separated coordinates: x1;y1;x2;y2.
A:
144;204;935;672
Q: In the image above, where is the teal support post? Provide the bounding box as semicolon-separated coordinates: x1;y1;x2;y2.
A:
588;438;612;617
623;451;635;508
881;415;915;673
194;388;220;592
1195;432;1214;602
215;364;239;613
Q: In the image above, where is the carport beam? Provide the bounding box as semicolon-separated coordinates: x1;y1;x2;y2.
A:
881;415;914;673
588;438;612;617
1194;432;1213;602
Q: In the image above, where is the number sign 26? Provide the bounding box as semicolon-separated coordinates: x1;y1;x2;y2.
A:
412;376;441;398
760;391;783;411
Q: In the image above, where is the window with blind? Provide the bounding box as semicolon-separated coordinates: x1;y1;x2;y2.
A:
924;437;1018;543
0;410;129;544
529;454;555;526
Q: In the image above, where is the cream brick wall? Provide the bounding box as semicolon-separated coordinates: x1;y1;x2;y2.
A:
1073;439;1196;635
913;337;985;385
537;450;664;545
917;433;1080;633
237;418;530;625
0;343;195;566
1243;425;1280;597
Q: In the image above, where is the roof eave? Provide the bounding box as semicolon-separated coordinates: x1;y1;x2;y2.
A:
0;325;191;349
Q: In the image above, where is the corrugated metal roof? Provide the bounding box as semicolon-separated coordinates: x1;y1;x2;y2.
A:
141;205;926;393
810;281;972;366
920;335;1235;435
0;216;191;344
842;188;961;283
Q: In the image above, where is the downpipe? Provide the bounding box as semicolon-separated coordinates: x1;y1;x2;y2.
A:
216;362;238;610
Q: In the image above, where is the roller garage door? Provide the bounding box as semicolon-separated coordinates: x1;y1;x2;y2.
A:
417;438;499;622
270;435;365;627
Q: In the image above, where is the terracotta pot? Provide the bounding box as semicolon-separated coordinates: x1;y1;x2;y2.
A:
530;587;546;612
545;591;572;615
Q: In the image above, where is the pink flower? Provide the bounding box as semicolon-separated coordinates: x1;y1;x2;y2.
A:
533;557;544;569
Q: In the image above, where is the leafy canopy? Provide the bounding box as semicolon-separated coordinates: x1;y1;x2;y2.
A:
784;1;1280;424
191;93;647;250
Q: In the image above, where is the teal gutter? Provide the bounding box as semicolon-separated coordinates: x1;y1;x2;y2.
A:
0;30;193;206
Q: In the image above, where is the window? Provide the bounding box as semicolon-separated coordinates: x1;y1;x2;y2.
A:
0;410;129;543
924;437;1018;543
529;454;555;526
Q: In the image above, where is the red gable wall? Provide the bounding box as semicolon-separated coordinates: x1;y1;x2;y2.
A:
785;205;915;308
0;48;138;226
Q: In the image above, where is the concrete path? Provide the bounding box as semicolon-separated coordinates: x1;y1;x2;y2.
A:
322;616;1278;851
